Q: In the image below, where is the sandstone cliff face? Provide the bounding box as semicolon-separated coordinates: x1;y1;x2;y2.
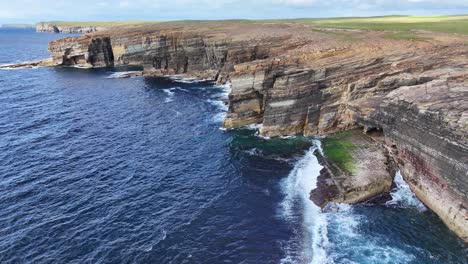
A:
351;72;468;241
47;22;307;74
46;21;468;241
36;22;103;33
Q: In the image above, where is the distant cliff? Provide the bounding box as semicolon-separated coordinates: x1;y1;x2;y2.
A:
35;22;106;33
39;21;468;242
35;21;151;34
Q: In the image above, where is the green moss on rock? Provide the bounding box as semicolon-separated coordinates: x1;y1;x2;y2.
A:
322;130;357;175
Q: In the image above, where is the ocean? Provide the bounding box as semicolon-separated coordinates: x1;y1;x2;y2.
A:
0;28;466;263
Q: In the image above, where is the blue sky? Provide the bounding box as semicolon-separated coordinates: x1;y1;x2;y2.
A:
1;0;468;24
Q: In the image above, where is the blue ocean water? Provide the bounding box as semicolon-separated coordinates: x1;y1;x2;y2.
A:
0;29;466;264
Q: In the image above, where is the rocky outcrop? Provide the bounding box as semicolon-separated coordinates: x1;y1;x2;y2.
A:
311;130;396;208
350;72;468;241
36;22;103;33
0;58;55;69
44;21;467;241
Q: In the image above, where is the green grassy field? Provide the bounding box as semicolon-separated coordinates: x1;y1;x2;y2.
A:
38;15;468;35
259;15;468;34
383;32;432;41
310;28;362;42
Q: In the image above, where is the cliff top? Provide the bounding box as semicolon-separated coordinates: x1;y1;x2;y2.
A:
38;14;468;34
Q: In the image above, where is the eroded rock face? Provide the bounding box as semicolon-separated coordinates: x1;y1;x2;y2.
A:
311;130;395;208
46;21;468;241
359;76;468;241
36;22;102;34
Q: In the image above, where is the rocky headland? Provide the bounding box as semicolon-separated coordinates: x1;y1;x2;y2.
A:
36;22;106;33
11;20;467;241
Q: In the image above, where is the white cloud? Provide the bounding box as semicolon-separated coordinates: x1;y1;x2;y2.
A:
1;0;468;23
274;0;315;6
119;0;129;7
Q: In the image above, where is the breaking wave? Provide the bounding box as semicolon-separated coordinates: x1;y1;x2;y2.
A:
386;171;426;211
280;140;332;264
106;71;141;79
326;203;417;264
208;82;231;123
167;75;212;83
163;88;176;103
279;142;421;264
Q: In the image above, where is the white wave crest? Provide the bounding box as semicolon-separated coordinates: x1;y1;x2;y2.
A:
168;75;210;83
326;204;416;264
214;81;232;99
212;112;226;123
106;71;141;79
280;140;332;264
244;123;263;131
206;99;227;111
163;88;176;103
386;171;426;211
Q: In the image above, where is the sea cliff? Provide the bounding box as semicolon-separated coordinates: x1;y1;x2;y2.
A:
39;21;468;241
36;22;105;33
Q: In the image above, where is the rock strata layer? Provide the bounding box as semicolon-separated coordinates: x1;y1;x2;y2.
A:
44;21;468;241
36;22;104;33
311;130;395;208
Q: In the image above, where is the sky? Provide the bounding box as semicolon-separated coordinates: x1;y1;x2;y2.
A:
1;0;468;24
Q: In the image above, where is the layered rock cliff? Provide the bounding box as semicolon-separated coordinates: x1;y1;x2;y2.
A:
45;21;467;241
36;22;104;33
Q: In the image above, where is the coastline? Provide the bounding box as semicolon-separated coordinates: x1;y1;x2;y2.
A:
6;19;468;242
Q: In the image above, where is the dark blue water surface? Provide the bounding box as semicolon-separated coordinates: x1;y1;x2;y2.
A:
0;29;466;264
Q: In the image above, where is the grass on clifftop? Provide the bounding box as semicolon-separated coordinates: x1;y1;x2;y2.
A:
254;15;468;35
384;32;432;41
311;28;362;42
322;130;356;175
41;15;468;35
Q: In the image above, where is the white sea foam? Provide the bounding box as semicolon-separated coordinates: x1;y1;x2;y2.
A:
256;133;271;140
280;140;332;264
168;75;210;83
243;123;263;130
143;230;167;252
209;82;231;124
214;81;232;99
327;207;416;263
280;145;421;263
244;148;263;156
386;171;426;211
212;112;226;123
207;99;227;111
163;88;177;103
106;71;141;79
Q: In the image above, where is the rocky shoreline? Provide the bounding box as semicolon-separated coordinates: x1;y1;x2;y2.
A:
7;21;467;242
311;129;396;208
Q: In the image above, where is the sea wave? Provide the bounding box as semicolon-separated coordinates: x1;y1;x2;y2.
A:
279;142;420;264
163;88;176;103
106;71;141;79
280;140;332;264
326;203;417;264
167;75;212;83
386;171;426;211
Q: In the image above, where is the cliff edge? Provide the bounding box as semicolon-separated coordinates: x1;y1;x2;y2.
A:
43;21;468;241
36;22;108;33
